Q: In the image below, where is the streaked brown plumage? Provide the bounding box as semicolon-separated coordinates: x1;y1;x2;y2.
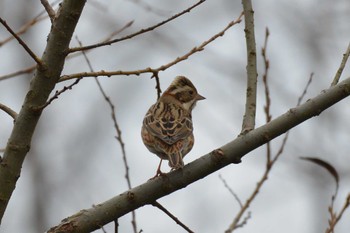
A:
141;76;205;173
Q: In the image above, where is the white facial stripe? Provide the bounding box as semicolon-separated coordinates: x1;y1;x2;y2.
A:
170;86;190;95
182;100;195;111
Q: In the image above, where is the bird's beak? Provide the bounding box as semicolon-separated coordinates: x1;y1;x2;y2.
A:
196;93;206;101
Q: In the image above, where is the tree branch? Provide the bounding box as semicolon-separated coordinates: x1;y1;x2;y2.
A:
68;0;207;53
77;37;139;232
40;0;56;23
0;0;61;46
0;18;43;66
59;13;243;83
241;0;258;134
331;42;350;86
48;77;350;233
0;103;18;120
0;0;87;223
152;201;194;233
0;65;36;81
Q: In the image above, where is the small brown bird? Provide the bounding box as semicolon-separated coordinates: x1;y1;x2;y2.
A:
141;76;205;174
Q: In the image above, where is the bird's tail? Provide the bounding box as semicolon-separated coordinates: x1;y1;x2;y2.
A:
168;152;184;169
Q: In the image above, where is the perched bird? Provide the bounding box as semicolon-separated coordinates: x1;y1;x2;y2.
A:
141;76;205;174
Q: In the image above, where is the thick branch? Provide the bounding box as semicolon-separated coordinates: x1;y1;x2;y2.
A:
0;0;87;223
241;0;258;133
49;77;350;233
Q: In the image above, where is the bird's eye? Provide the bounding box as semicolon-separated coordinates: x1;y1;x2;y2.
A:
189;90;194;95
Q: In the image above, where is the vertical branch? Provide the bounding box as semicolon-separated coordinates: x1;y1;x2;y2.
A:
152;72;162;100
241;0;258;134
77;38;138;233
262;28;271;163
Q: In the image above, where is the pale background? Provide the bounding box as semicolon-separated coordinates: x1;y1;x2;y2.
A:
0;0;350;232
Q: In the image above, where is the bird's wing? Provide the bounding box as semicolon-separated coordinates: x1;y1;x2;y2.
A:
143;102;193;145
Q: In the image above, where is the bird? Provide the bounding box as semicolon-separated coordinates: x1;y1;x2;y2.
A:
141;76;205;175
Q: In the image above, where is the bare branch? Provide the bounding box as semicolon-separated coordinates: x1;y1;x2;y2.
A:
0;20;132;82
331;42;350;86
151;72;162;100
77;37;138;233
0;0;61;46
218;174;243;208
241;0;258;134
48;77;350;233
326;193;350;233
0;0;87;223
68;0;207;53
0;103;18;120
0;65;36;82
102;21;134;42
298;73;314;105
262;28;272;163
0;18;43;66
226;48;314;232
40;78;83;109
152;201;194;233
59;13;244;83
40;0;56;23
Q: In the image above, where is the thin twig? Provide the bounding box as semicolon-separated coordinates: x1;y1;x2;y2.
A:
0;18;43;66
331;42;350;86
262;28;271;163
226;38;314;232
129;0;168;16
152;201;194;233
0;103;18;120
68;0;207;53
218;174;243;208
0;65;36;81
326;193;350;233
59;13;244;83
226;28;271;232
0;20;133;82
102;21;134;43
40;0;56;22
297;73;313;106
0;0;61;46
40;78;82;109
77;37;138;233
240;0;258;134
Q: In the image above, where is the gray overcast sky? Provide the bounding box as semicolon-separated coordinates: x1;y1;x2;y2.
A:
1;0;350;232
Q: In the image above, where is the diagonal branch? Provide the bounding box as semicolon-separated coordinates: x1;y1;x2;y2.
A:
0;0;61;47
48;77;350;233
152;201;194;233
0;103;18;120
331;42;350;86
0;65;36;82
59;13;244;83
68;0;206;53
0;18;43;66
40;0;56;22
